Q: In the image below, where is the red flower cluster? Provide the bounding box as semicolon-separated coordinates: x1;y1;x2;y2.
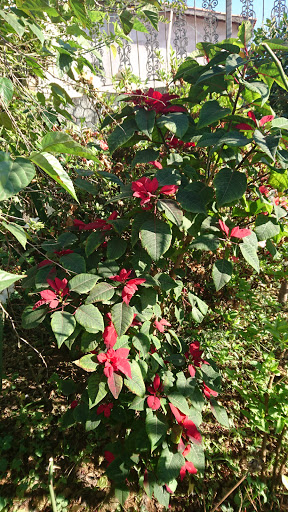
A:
110;269;146;305
185;341;205;378
219;220;252;239
236;111;274;131
73;211;118;231
33;277;69;310
166;136;195;150
127;88;186;114
147;374;163;410
131;177;178;210
97;348;131;379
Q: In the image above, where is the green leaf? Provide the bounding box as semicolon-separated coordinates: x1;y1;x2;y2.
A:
21;305;46;329
70;0;87;25
86;282;115;304
74;353;98;372
0;154;35;200
115;487;129;507
0;78;14;106
38;132;100;162
140;219;172;261
253;130;275;160
120;9;134;34
167;392;190;415
240;80;269;106
157;112;189;139
51;311;76;348
69;273;99;294
1;221;27;249
0;269;25;293
146;409;167;452
142;4;158;30
254;216;280;240
111;302;134;336
210;398;229;427
30;152;78;202
75;305;104;332
124;360;146;396
197;100;230;129
106;238;127;260
177;182;213;214
135;109;156;137
129;395;146;411
153;484;170;508
225;54;245;74
157;199;183;227
238;20;253;46
59;253;86;274
158;446;185;484
108;118;137;154
271;117;288;131
85;231;104;257
131;148;159;168
0;10;25;37
190;234;219;252
269;170;288;192
88;373;108;408
239;233;260;272
214;168;247;207
185;443;205;473
212;259;233;291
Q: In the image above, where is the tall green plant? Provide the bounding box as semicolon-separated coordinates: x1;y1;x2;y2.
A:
20;21;288;507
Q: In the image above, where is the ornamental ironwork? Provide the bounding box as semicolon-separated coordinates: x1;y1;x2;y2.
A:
145;22;160;82
117;39;132;71
271;0;288;25
240;0;255;19
173;12;188;59
202;0;219;43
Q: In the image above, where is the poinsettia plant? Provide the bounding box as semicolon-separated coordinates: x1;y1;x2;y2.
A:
21;22;288;508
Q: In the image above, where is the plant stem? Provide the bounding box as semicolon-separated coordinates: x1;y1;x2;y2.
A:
170;235;192;279
210;472;248;512
48;457;58;512
271;424;287;492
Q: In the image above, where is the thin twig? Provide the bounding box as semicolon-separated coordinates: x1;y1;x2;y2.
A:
210;473;248;512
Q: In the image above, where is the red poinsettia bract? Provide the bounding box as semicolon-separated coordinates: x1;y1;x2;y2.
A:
203;383;218;400
169;403;202;444
54;249;74;257
103;313;118;348
147;374;163;410
166;135;195;150
126;88;187;114
235;111;274;131
154;317;171;333
33;277;69;310
97;402;113;417
73;211;118;231
185;340;205;378
219;220;252;239
180;445;197;480
97;348;132;398
131;177;178;210
110;269;146;305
